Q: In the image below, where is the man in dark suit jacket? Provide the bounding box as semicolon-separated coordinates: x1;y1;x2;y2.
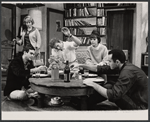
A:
4;47;47;100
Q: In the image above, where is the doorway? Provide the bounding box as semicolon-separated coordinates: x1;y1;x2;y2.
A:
107;10;134;62
1;4;16;67
46;8;64;66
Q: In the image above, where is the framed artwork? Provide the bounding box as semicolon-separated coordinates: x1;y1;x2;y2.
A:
56;20;61;32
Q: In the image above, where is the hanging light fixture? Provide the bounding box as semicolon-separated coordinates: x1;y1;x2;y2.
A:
29;9;42;30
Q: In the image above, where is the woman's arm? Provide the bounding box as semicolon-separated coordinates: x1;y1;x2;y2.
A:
62;27;82;46
35;29;41;49
70;35;82;46
85;49;94;65
15;36;23;46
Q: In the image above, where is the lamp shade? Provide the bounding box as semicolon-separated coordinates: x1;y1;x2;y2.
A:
29;9;42;30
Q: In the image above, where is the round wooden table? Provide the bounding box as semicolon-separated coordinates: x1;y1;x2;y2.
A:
29;77;97;110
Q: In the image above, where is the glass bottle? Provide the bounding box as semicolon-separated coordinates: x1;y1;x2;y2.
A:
64;60;70;82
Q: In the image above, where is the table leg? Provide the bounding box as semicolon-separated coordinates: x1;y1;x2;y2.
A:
80;96;88;110
37;93;45;108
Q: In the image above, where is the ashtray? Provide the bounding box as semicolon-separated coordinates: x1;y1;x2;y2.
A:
48;97;64;107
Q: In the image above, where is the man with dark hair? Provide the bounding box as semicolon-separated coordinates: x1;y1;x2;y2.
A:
4;47;47;101
73;49;148;110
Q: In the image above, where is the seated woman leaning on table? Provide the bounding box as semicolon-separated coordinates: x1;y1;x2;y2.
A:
48;27;82;71
86;29;109;83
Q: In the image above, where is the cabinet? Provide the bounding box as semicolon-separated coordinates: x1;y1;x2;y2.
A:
64;3;136;47
141;53;148;76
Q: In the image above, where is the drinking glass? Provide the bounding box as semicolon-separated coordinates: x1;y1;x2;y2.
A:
36;71;41;78
84;69;89;78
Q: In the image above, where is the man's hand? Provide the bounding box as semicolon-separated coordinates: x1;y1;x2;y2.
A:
71;63;80;70
83;79;95;87
37;65;47;72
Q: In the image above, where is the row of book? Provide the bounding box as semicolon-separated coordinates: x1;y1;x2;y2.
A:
69;28;85;35
65;8;106;17
69;27;106;36
65;19;93;27
99;28;106;35
97;9;105;16
69;28;93;36
65;7;96;17
64;3;97;9
78;37;91;45
97;17;106;26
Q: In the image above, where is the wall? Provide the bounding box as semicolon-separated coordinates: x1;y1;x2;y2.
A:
132;2;148;67
141;3;148;53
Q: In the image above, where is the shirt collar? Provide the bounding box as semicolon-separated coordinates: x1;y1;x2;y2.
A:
119;62;126;73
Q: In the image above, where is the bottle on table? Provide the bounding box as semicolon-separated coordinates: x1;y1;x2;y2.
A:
64;60;70;82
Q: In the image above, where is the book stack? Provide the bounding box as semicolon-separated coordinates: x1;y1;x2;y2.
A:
97;17;106;26
78;37;90;46
100;28;106;35
98;3;104;7
65;3;97;17
97;9;105;16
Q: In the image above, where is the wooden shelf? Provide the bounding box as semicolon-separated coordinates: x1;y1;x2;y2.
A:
97;5;136;9
65;16;97;19
16;3;45;9
66;25;97;28
141;65;148;67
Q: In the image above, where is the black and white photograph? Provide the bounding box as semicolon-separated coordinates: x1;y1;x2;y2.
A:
1;1;148;121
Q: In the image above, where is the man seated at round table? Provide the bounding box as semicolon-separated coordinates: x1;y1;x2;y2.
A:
72;49;148;110
4;47;47;102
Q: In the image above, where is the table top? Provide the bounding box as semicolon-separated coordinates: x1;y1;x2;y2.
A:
29;78;87;88
29;77;104;97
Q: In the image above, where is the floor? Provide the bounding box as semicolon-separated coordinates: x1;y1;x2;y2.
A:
1;91;79;111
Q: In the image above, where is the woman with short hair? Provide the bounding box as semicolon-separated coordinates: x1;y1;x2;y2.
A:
16;15;41;59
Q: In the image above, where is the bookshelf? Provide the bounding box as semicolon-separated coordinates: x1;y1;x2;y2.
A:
64;3;136;46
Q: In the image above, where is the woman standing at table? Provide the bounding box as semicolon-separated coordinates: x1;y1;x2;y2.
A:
16;15;41;59
49;27;82;70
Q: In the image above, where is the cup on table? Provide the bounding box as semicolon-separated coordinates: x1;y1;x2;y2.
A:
84;69;89;78
35;71;41;78
72;70;79;80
